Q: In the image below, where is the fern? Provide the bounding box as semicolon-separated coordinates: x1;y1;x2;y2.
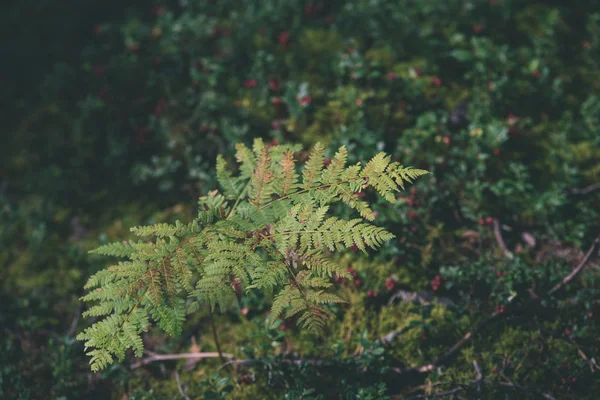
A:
78;142;428;371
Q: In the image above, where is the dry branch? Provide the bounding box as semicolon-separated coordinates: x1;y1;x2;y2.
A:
493;219;513;259
131;350;234;369
547;234;600;295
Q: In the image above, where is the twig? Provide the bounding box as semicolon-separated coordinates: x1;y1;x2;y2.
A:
548;234;600;295
570;183;600;195
395;307;507;375
576;347;597;372
174;371;191;400
379;326;414;346
472;360;483;399
493;219;513;259
130;351;234;369
66;303;82;337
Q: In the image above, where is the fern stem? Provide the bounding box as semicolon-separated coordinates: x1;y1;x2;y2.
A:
210;315;225;364
118;288;148;335
227;180;251;220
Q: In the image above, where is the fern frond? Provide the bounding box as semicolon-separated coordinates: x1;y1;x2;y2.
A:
321;145;348;184
302;142;325;189
275;150;299;196
79;141;427;371
89;241;135;258
216;155;245;200
248;147;275;206
130;222;182;238
270;284;299;322
235;143;257;179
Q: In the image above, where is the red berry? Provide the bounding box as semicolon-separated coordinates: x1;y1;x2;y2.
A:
564;328;571;336
432;76;442;87
571;377;576;383
473;24;484;34
442;136;451;145
486;217;493;225
241;307;249;316
385;278;396;291
355;98;363;106
268;77;281;92
92;65;104;78
532;70;541;79
304;4;315;17
496;272;502;277
279;323;288;331
407;211;418;220
299;95;312;106
479;218;485;226
493;147;501;155
152;6;166;15
244;79;257;88
354;279;362;287
411;226;418;233
367;290;373;297
561;378;567;385
271;97;281;105
265;139;279;149
387;72;397;81
323;158;332;167
346;267;357;277
410;188;417;195
278;31;290;47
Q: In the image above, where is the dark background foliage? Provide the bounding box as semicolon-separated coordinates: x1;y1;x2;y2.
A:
2;0;599;398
